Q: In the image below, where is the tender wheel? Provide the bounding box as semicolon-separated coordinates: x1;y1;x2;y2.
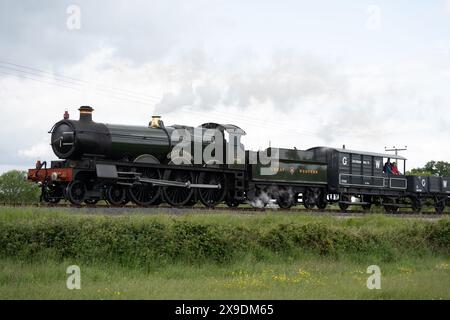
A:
435;197;445;214
66;180;87;205
162;170;195;207
129;168;162;206
106;185;126;206
277;190;293;209
316;192;327;210
303;189;316;210
84;199;99;205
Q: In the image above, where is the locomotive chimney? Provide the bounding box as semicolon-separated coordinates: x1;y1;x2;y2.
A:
79;106;94;122
149;115;161;128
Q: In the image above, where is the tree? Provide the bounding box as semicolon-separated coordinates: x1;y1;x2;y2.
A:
407;161;450;177
0;170;40;204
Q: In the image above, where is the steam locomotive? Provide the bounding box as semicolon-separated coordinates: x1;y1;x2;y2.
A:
28;106;449;213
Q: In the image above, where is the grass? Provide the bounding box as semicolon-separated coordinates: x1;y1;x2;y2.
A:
1;255;449;299
0;207;449;299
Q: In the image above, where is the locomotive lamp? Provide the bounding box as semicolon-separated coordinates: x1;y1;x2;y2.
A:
51;172;59;181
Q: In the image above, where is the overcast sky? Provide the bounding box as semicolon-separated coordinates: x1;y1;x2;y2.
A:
1;0;449;172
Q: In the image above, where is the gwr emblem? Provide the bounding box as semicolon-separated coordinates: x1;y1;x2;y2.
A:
290;167;295;175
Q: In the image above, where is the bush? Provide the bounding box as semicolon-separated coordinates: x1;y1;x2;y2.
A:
0;211;448;266
0;170;39;204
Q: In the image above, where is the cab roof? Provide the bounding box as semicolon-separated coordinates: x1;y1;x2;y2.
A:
308;146;407;160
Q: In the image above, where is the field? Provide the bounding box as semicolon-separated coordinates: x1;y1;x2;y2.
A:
0;207;449;299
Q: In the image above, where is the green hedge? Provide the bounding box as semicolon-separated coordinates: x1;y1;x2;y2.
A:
0;213;448;266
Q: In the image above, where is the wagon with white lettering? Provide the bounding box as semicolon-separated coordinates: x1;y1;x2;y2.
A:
307;147;411;212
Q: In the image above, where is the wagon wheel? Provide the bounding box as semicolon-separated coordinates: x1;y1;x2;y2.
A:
385;205;399;214
338;195;350;211
362;195;372;212
162;169;195;207
129;168;162;206
303;189;316;210
383;197;399;214
434;197;446;214
410;196;422;214
66;180;87;205
106;185;126;206
277;190;293;210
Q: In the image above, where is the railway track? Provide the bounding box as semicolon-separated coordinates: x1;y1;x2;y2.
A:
1;203;448;219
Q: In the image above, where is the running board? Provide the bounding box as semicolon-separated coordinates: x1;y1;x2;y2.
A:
139;178;221;189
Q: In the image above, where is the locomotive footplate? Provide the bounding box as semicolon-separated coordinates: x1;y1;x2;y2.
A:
95;164;223;189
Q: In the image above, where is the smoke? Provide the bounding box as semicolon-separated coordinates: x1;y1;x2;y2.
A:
248;185;296;209
154;53;348;115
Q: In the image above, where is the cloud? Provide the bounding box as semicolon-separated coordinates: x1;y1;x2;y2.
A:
1;47;449;173
18;142;53;159
155;53;348;115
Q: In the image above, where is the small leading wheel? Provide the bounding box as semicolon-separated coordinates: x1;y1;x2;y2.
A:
45;197;61;204
42;184;64;204
162;170;195;207
42;185;61;204
106;185;126;206
66;180;87;205
129;168;162;206
198;172;227;208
